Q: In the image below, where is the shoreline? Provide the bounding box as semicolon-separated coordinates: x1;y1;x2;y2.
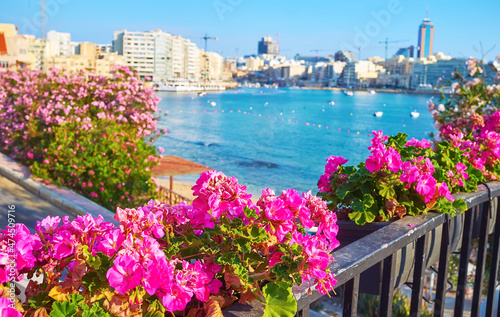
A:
297;86;442;96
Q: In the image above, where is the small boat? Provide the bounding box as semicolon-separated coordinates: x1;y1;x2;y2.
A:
373;111;383;117
343;90;354;96
328;100;335;105
410;110;420;118
368;90;376;94
210;102;217;107
198;92;206;97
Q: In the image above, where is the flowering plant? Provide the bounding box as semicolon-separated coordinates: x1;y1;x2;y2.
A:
429;56;500;130
3;170;339;316
318;131;473;225
428;56;500;180
0;67;166;210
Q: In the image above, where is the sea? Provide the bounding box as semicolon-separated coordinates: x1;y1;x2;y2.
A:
155;88;436;196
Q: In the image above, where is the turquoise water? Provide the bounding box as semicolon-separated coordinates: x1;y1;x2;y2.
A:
155;88;435;196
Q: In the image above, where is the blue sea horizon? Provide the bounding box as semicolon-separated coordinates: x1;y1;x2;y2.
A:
156;88;436;197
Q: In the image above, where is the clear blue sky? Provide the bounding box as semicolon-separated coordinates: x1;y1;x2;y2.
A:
1;0;499;60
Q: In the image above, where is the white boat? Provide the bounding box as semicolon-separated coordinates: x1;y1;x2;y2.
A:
410;110;420;118
154;82;226;92
368;90;376;94
373;111;383;117
210;102;217;107
343;90;354;96
198;92;207;97
328;100;335;105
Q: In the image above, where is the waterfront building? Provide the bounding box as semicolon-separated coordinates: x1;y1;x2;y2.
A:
112;29;201;81
200;50;223;81
340;60;384;88
411;53;466;90
394;46;415;58
258;36;279;55
45;51;124;77
173;35;200;81
0;23;35;69
245;56;264;71
334;50;355;63
47;30;72;57
326;61;346;87
416;17;434;58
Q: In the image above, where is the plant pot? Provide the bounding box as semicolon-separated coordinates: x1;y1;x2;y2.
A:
472;197;498;238
336;220;416;295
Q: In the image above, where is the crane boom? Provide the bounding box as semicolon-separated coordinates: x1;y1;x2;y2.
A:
378;38;408;59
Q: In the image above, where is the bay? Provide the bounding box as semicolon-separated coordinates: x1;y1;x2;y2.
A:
156;88;436;196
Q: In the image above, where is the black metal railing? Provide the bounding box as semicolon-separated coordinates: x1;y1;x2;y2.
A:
223;182;500;317
294;181;500;317
156;185;193;205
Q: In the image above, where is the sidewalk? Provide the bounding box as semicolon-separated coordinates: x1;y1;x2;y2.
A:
0;175;71;232
0;152;117;227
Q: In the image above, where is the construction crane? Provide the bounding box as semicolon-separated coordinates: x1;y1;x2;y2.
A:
40;0;47;39
202;33;218;52
378;38;408;60
310;49;334;61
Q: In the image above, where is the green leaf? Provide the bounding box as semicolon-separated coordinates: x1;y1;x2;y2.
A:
262;283;297;317
50;301;78;317
336;183;351;200
453;199;468;213
378;183;396;199
234;238;251;253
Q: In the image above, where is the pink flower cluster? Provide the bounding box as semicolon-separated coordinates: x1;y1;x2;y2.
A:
365;130;402;173
0;67;162;161
1;170;340;313
440;111;500;180
318;156;349;193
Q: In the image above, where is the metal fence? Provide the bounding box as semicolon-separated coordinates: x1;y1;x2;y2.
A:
156;185;193;205
294;181;500;317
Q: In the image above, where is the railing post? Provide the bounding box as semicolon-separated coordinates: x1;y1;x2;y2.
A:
486;199;500;317
343;275;360;317
411;233;428;316
471;201;491;316
434;215;451;316
454;207;475;317
380;254;396;317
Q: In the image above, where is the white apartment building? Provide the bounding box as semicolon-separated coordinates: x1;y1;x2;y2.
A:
28;38;50;71
200;51;223;81
47;30;71;57
112;29;200;81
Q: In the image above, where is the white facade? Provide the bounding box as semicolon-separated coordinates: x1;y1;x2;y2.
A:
47;30;71;57
28;38;50;71
200;51;223;81
113;29;200;81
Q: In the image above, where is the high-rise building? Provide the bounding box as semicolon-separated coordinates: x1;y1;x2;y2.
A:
47;30;71;57
394;46;414;58
416;17;434;58
112;29;201;81
334;50;355;63
258;36;279;55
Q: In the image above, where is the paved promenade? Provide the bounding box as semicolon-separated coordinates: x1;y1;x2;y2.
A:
0;175;73;232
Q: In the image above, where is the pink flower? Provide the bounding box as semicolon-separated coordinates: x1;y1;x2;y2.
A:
89;170;95;175
158;146;165;154
438;182;455;201
107;255;142;294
